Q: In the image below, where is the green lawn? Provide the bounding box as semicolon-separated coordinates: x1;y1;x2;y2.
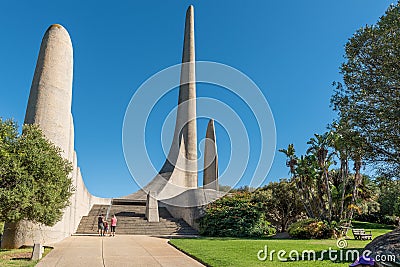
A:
170;222;395;267
0;247;52;267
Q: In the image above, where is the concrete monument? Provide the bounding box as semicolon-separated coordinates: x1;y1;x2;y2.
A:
1;24;110;249
160;5;198;188
119;5;223;228
3;6;222;248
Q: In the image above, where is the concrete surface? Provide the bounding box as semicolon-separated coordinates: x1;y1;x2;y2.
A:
2;23;111;249
146;192;160;222
159;5;198;188
3;5;216;249
203;119;218;190
118;6;222;230
25;23;73;160
36;235;204;267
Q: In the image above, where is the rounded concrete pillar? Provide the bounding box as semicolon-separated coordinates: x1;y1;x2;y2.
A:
2;24;73;249
24;24;73;159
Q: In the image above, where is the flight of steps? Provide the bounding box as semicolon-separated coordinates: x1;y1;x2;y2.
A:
75;203;198;236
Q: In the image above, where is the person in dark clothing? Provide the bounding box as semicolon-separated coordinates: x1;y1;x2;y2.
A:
98;214;104;236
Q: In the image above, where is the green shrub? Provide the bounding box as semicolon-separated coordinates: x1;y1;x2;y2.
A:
288;219;316;238
199;193;275;237
355;213;399;226
288;219;334;239
381;215;399;226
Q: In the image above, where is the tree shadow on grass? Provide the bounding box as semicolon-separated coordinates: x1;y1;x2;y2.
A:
352;221;396;230
10;257;31;261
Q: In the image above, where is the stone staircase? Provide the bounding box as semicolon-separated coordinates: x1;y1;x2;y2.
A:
75;203;198;236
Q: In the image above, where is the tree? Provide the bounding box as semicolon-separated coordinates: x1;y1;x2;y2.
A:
294;154;321;219
376;176;400;217
279;145;315;218
280;129;371;224
279;144;297;176
331;2;400;178
307;132;335;222
252;179;304;232
330;124;351;220
0;118;74;226
280;144;325;220
199;192;275;237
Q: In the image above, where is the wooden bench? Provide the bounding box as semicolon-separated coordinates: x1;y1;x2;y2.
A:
352;228;372;240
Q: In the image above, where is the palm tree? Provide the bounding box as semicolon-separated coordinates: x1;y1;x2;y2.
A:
348;147;364;221
330;122;351;220
279;144;297;176
307;132;335;222
279;145;314;218
296;155;320;218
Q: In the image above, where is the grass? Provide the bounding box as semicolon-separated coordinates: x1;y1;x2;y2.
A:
170;222;395;267
352;221;396;230
0;247;52;267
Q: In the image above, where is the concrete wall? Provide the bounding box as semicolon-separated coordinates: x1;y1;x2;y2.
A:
158;188;224;231
160;203;204;231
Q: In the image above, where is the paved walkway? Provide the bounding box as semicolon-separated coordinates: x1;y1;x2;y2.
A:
36;235;204;267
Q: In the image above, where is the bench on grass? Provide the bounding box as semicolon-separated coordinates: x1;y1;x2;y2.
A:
352;228;372;240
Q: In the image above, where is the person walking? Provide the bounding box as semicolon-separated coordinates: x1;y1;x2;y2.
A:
103;220;109;236
110;214;117;236
97;214;104;236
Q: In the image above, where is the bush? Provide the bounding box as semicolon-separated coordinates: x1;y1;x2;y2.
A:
251;180;304;232
381;215;399;226
288;219;334;239
355;213;399;226
354;213;381;224
199;193;276;237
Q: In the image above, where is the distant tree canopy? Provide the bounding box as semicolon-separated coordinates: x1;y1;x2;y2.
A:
331;3;400;178
0;118;74;226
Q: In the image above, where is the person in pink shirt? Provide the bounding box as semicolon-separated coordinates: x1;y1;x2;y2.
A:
110;214;117;236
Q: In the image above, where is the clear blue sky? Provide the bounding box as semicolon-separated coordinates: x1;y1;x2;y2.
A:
0;1;394;198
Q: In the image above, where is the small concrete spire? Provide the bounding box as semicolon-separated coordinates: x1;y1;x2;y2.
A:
203;119;219;190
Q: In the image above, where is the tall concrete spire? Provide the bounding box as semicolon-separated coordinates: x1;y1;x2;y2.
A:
160;5;198;187
203;119;219;190
3;24;74;249
24;24;73;160
112;7;222;226
2;24;112;249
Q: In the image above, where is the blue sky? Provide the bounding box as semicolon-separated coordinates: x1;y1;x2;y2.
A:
0;1;394;198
